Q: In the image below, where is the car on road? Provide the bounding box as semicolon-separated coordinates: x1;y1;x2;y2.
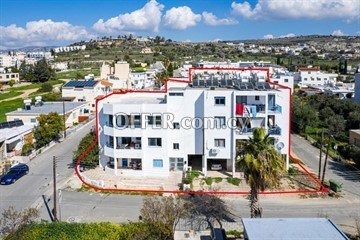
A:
0;164;29;185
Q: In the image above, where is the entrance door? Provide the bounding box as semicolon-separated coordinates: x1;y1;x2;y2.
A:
122;159;128;168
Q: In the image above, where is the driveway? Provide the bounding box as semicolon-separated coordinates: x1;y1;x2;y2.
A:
291;134;360;199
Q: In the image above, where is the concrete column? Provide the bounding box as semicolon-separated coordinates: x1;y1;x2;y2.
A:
286;154;289;170
202;155;207;176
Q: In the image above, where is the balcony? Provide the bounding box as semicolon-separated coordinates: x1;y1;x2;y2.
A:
116;143;142;150
268;104;282;113
268;126;281;135
236;104;266;117
235;127;254;135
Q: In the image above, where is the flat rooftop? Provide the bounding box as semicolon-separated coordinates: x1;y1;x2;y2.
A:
6;102;87;116
109;96;165;105
0;124;33;141
242;218;348;240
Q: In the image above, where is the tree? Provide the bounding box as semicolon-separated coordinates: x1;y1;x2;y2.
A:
0;206;39;237
236;128;285;218
8;79;16;87
75;72;85;79
34;112;64;148
73;132;99;169
166;63;173;77
33;59;55;82
140;196;187;240
183;194;233;230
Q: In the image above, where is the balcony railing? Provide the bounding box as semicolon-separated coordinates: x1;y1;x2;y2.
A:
268;127;281;135
236;127;254;135
116;143;142;149
268;104;282;113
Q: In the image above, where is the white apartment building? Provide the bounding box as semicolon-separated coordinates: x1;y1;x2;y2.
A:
53;45;86;53
299;67;338;87
97;71;290;177
270;74;294;92
62;80;112;111
0;68;20;83
0;54;17;68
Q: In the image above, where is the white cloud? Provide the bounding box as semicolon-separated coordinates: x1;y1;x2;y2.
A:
202;12;238;26
231;0;359;21
93;0;164;34
332;29;345;36
163;6;201;30
0;19;92;48
263;33;296;39
280;33;296;38
263;34;274;39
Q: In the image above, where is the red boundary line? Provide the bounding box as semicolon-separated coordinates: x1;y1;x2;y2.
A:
74;67;328;195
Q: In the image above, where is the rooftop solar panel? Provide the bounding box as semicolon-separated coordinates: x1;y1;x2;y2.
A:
206;79;212;87
192;79;199;87
63;80;98;88
220;79;226;87
226;79;233;87
213;79;219;87
199;80;205;87
0;120;24;129
264;83;271;89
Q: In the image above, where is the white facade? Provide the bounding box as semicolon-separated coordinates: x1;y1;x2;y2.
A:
270;74;294;92
0;54;17;67
97;78;290;178
299;68;338;87
53;45;86;53
0;69;20;83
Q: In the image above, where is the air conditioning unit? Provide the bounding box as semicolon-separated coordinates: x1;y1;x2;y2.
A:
135;143;141;149
211;148;219;154
276;142;285;151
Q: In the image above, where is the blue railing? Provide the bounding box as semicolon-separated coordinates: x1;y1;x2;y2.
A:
268;104;282;113
268;127;281;135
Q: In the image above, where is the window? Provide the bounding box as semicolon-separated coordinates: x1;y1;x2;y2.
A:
284;79;289;83
169;158;184;171
214;116;226;128
173;143;179;150
214;97;225;105
169;92;184;96
153;159;163;168
30;118;36;123
214;139;225;148
133;115;141;128
173;122;180;129
147;115;162;127
255;96;260;101
148;138;162;147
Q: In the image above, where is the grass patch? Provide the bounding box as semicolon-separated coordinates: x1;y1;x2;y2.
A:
56;69;100;79
9;80;64;92
0;98;24;122
204;177;213;185
226;177;241;186
0;91;23;101
226;230;243;238
214;177;223;183
187;170;203;182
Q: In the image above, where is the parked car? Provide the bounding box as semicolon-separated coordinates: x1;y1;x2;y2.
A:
210;162;222;171
0;164;29;185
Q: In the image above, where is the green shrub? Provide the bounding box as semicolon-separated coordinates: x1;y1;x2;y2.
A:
226;177;241;186
6;222;156;240
204;177;213;185
22;143;34;156
288;167;298;175
38;82;53;92
182;178;191;185
8;79;16;87
214;177;223;183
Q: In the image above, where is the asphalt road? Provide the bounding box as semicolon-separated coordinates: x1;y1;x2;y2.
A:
39;190;360;233
291;134;360;199
0;119;95;212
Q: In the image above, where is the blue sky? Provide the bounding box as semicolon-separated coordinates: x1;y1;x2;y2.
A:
0;0;359;49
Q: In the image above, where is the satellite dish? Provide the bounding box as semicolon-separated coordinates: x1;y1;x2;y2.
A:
276;142;285;151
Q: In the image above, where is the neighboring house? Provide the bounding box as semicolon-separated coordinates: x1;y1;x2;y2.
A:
0;68;20;83
97;70;290;177
62;80;112;111
0;54;17;68
129;70;156;89
0;120;34;160
242;218;349;240
298;67;338;87
270;73;294;92
355;73;360;103
6;100;89;128
140;47;152;54
349;129;360;147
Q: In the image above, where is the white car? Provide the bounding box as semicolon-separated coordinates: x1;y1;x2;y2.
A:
211;163;222;171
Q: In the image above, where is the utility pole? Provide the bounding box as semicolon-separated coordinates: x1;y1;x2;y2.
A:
321;138;331;185
318;129;324;179
62;101;66;139
53;156;58;222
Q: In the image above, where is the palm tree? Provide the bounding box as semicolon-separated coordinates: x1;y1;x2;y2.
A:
236;127;285;218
